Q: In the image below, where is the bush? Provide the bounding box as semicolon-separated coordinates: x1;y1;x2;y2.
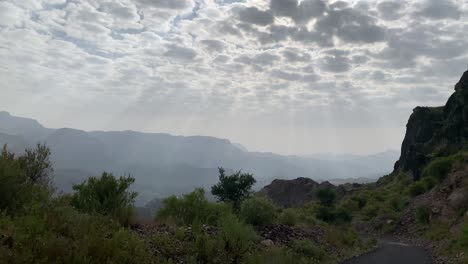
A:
315;188;336;207
416;205;431;224
17;143;53;185
71;172;137;226
157;188;230;226
211;168;256;208
422;156;455;183
315;205;336;223
334;208;352;223
0;204;153;264
0;145;52;214
408;181;426;197
217;214;256;263
362;200;380;219
290;240;326;261
240;197;276;226
279;208;299;226
456;224;468;249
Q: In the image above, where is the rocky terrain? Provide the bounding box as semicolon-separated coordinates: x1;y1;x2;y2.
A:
394;70;468;180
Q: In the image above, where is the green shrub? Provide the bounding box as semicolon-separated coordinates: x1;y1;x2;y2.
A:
334;208;352;223
279;208;299;226
351;193;368;209
416;205;431;224
156;188;230;226
217;214;256;263
423;223;450;241
408;181;426;197
240;197;276;226
211;167;256;208
290;240;326;260
362;200;380;219
423;156;455;182
315;188;336;207
0;204;154;264
315;205;336;223
246;246;310;264
457;224;468;248
0;145;52;214
71;172;137;226
340;198;360;213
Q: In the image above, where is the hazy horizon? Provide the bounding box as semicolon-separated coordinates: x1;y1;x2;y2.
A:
1;0;467;155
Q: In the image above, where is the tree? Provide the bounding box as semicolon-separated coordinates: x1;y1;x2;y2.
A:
18;143;53;185
71;172;137;226
315;188;336;207
0;144;53;213
211;167;256;208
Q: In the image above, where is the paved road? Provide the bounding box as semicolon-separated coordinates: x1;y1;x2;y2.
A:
343;240;433;264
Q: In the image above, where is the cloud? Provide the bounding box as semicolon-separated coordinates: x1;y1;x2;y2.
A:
315;8;386;44
238;7;274;26
282;48;312;63
320;54;351;73
200;39;225;52
377;1;406;21
269;0;326;24
135;0;193;9
0;0;467;154
163;44;198;61
414;0;462;20
0;1;26;27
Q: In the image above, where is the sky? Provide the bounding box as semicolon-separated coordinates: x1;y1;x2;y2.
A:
0;0;467;155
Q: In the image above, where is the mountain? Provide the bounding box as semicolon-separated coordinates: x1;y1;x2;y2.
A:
0;112;398;204
394;70;468;180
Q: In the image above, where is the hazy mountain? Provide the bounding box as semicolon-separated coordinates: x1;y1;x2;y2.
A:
0;111;399;204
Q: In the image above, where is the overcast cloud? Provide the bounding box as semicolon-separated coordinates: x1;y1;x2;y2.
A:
1;0;467;155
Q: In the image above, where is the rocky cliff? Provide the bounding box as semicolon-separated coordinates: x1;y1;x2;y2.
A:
259;177;348;207
394;70;468;180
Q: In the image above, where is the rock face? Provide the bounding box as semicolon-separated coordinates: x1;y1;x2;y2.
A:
259;177;340;207
397;163;468;234
395;70;468;180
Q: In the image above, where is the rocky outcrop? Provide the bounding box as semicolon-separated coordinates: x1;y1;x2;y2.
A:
397;163;468;234
395;70;468;180
259;177;341;207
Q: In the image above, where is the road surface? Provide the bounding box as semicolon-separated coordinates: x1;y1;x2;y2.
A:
343;240;433;264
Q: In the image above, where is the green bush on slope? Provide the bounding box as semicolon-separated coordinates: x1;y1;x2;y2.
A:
71;172;138;226
240;196;277;226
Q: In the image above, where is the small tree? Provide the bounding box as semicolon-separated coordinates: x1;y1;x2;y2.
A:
316;188;336;207
18;143;53;185
211;167;256;208
71;172;137;226
0;144;52;213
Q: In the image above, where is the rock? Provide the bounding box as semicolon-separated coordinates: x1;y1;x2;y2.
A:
447;189;468;210
393;70;468;180
431;207;441;214
261;239;275;247
259;177;341;208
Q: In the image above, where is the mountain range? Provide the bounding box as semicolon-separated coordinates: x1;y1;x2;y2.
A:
0;111;398;204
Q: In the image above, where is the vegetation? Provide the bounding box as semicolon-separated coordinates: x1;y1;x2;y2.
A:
211;167;256;208
240;196;277;226
0;145;372;263
156;188;230;226
71;172;137;226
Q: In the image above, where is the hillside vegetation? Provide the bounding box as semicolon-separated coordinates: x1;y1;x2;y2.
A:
0;144;372;264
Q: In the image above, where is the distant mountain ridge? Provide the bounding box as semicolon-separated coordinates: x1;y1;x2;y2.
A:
0;111;398;204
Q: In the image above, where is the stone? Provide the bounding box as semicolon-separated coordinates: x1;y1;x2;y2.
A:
447;189;468;210
261;239;275;247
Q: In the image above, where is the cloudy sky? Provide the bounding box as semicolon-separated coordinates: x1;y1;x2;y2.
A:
1;0;467;155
